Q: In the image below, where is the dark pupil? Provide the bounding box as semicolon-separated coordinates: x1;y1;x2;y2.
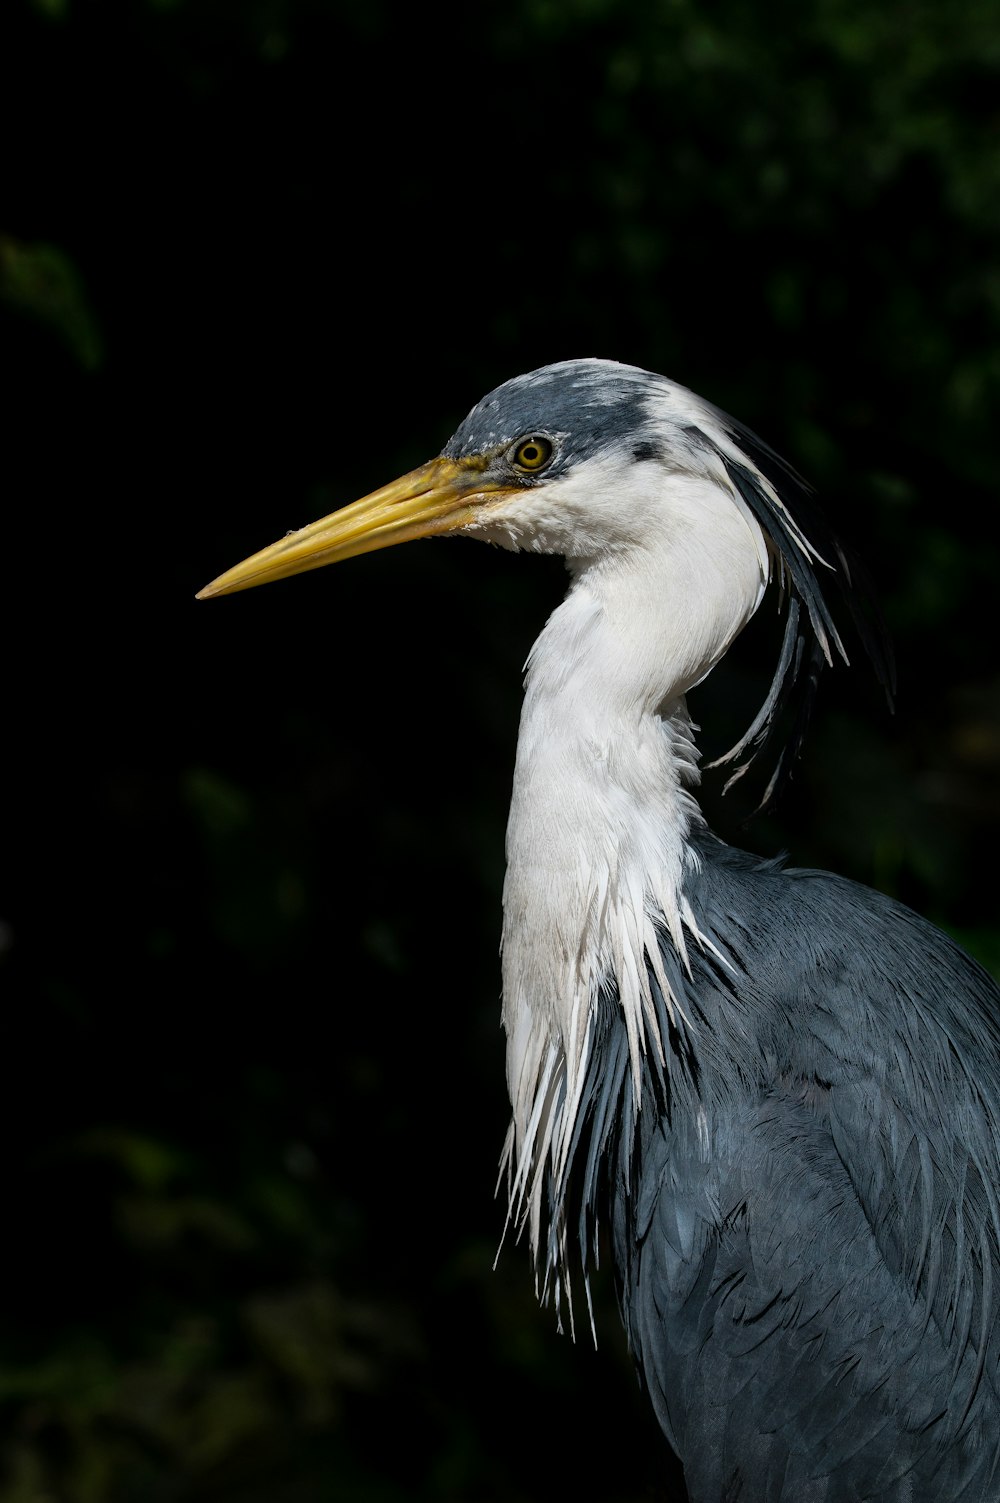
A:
522;442;542;464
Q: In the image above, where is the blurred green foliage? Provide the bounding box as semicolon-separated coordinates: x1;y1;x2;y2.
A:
2;0;998;1498
0;236;103;370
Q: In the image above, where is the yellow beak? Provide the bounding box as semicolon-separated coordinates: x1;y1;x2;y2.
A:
197;454;508;599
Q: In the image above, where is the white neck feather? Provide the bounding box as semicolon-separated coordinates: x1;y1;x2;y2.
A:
496;471;769;1287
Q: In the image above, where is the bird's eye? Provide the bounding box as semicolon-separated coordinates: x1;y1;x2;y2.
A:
512;436;553;473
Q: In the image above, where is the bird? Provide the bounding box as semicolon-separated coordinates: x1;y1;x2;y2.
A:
199;358;1000;1500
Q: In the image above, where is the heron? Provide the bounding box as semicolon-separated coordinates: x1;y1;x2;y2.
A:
199;359;1000;1500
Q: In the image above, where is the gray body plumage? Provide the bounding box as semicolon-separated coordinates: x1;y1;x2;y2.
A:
593;836;1000;1499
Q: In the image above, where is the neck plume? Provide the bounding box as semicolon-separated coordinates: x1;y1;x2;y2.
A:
497;473;770;1311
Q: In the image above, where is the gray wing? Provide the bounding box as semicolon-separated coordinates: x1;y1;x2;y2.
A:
608;843;1000;1501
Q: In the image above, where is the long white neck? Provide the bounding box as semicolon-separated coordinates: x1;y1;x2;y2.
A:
497;473;769;1279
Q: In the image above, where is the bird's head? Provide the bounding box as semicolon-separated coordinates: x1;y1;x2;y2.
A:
197;360;692;594
198;358;892;805
196;359;839;592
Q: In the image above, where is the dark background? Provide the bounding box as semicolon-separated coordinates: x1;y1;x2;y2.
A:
2;1;998;1499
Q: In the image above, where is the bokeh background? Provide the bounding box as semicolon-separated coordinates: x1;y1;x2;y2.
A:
2;1;998;1499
